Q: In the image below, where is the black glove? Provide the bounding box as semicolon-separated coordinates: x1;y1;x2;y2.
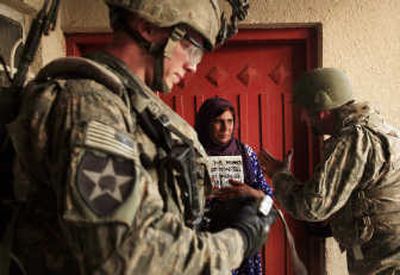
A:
205;196;277;258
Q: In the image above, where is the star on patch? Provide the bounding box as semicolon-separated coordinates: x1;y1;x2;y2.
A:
77;151;135;216
83;160;132;202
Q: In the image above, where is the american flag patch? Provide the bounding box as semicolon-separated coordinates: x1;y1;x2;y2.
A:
83;121;137;160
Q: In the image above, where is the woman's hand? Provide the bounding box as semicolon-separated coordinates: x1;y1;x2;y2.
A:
209;180;265;201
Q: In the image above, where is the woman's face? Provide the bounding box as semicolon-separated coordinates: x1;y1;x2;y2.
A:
210;110;234;145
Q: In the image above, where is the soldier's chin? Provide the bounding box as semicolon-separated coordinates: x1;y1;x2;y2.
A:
158;80;172;93
165;79;179;92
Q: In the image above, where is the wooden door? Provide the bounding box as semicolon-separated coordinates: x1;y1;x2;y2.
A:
66;26;322;275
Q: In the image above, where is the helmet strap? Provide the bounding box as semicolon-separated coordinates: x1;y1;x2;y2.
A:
154;27;187;93
122;23;189;93
119;21;167;92
152;26;188;93
121;22;152;51
152;48;169;92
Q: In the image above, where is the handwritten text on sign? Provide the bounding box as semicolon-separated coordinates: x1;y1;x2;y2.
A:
209;155;244;188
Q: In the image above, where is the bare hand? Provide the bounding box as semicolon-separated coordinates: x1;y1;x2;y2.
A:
258;149;293;178
209;180;265;201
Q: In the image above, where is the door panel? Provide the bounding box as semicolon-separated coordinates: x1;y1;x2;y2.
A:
66;27;321;275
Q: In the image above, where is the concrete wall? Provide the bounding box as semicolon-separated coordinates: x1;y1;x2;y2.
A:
2;0;400;274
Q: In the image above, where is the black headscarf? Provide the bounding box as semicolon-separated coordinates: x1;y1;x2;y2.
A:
195;97;255;184
194;97;241;156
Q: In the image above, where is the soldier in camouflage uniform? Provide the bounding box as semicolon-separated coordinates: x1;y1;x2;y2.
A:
259;67;400;274
6;0;276;274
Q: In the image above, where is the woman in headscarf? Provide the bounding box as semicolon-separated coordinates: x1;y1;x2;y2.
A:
195;97;273;275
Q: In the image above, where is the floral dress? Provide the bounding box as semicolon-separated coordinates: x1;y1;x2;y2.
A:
232;144;273;275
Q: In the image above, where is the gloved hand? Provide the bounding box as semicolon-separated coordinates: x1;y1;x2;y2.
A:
205;196;277;258
258;149;293;179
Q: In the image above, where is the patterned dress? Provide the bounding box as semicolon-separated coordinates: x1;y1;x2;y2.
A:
233;144;273;275
194;96;274;275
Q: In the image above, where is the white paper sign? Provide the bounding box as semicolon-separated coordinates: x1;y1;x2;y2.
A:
209;155;244;188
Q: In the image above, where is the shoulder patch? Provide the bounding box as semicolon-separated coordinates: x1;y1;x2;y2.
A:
77;151;135;216
83;121;137;160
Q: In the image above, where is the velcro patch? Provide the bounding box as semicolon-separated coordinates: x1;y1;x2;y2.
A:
84;121;137;160
77;151;135;216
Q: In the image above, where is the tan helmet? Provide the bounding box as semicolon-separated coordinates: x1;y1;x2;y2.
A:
293;68;353;112
105;0;224;51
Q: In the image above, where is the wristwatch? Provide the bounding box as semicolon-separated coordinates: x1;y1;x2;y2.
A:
258;195;273;216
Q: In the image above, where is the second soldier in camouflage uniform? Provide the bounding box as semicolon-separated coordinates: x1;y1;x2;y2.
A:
259;68;400;274
7;0;276;274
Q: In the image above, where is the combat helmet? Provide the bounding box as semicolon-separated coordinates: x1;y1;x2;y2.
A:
293;68;353;112
106;0;218;50
104;0;249;92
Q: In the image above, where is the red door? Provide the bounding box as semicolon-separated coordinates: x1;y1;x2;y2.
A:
66;27;322;275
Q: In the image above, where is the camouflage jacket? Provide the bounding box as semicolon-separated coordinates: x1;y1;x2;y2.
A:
8;53;245;274
273;102;400;274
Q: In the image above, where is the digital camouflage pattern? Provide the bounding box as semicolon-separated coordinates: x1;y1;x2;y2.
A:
273;102;400;274
7;54;245;274
105;0;222;50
